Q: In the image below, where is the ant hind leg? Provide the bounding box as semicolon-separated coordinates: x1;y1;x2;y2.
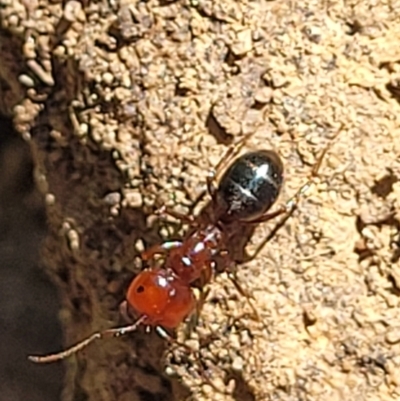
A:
207;132;253;199
243;207;296;263
155;204;198;226
243;128;341;261
247;126;342;226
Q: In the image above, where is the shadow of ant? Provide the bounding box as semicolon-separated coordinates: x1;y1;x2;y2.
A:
355;208;400;264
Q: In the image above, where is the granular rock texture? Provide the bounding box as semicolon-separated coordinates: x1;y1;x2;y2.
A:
1;0;400;400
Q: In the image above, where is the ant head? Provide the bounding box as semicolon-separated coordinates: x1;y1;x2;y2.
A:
28;268;195;364
126;268;196;329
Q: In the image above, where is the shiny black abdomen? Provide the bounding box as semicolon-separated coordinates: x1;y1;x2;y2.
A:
216;150;284;223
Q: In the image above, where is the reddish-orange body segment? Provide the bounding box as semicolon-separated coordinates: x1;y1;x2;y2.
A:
126;268;196;329
165;226;222;284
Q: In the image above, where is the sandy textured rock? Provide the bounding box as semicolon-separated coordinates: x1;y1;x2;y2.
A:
1;0;400;400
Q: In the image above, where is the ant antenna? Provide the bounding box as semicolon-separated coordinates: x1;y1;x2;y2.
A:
28;315;147;363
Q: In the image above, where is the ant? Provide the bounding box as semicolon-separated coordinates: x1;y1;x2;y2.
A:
29;130;338;383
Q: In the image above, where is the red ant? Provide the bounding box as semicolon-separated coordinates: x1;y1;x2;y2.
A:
29;131;338;382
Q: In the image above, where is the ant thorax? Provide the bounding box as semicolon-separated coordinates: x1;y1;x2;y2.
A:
166;224;223;285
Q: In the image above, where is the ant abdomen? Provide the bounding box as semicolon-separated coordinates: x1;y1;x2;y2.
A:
216;150;284;223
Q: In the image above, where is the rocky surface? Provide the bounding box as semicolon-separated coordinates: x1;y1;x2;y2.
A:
0;0;400;400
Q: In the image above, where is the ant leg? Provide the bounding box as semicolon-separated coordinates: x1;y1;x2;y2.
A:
219;251;260;321
141;241;183;262
227;270;260;322
155;205;198;227
207;133;253;199
156;326;231;395
243;209;295;263
185;266;213;338
152;205;199;240
28;315;147;363
119;300;133;323
193;287;210;328
246;129;340;226
243;128;341;261
155;326;191;351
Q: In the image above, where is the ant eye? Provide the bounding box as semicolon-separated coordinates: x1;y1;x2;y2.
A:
136;285;145;293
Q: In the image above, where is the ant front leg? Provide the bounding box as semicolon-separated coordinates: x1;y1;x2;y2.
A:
156;325;232;395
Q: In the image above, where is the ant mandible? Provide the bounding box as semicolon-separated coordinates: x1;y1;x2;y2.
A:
28;129;339;365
